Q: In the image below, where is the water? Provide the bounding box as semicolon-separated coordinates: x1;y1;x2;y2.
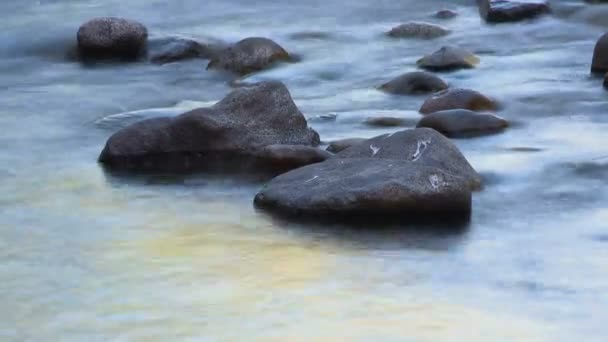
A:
1;0;607;340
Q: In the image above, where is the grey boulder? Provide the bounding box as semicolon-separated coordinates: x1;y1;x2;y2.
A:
419;88;499;114
417;109;509;137
379;71;448;95
77;17;148;60
417;46;479;72
386;22;450;39
207;37;292;75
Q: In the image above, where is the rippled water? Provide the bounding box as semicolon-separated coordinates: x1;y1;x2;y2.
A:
1;0;608;340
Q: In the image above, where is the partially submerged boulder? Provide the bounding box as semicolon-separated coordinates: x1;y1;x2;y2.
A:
253;145;332;173
417;109;509;137
99;81;320;172
434;9;458;19
150;37;222;64
386;22;450;39
592;33;608;74
419;88;499;114
477;0;551;23
207;37;292;75
417;46;479;72
326;138;367;153
364;117;411;127
379;71;448;95
77;17;148;60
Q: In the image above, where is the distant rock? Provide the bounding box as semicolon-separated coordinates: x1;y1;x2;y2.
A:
77;17;148;60
207;37;292;75
326;138;367;153
417;109;509;137
434;9;458;19
99;81;320;173
387;22;450;39
417;46;479;72
419;88;499;114
379;71;448;95
149;37;223;64
592;33;608;74
477;0;550;23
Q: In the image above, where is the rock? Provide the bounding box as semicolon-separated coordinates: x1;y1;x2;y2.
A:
379;71;448;95
150;38;222;64
386;22;450;39
419;88;498;114
434;9;458;19
77;17;148;60
417;46;479;72
592;33;608;74
253;145;332;173
477;0;550;23
207;37;292;75
99;81;320;172
417;109;509;137
326;138;367;153
336;128;482;190
364;117;411;127
254;158;472;221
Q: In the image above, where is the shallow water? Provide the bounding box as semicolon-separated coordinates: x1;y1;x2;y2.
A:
1;0;608;340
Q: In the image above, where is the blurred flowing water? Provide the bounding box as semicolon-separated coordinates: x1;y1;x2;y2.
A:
1;0;607;340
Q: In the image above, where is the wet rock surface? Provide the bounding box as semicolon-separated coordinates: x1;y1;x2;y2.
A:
417;109;509;137
77;17;148;60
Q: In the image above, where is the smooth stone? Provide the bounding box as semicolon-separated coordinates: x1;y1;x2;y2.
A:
592;33;608;74
417;109;509;137
477;0;550;23
434;9;458;19
336;128;482;190
254;158;472;221
326;138;367;153
207;37;292;75
77;17;147;60
99;81;319;172
417;46;479;72
386;22;450;39
364;117;411;127
419;88;499;114
150;37;222;64
253;145;332;173
379;71;448;95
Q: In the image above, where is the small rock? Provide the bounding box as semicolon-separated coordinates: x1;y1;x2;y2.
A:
77;17;148;60
419;88;498;114
417;109;509;137
417;46;479;72
379;71;448;95
592;33;608;74
387;22;450;39
434;9;458;19
150;38;222;64
364;117;411;127
326;138;367;153
207;37;292;75
477;0;551;23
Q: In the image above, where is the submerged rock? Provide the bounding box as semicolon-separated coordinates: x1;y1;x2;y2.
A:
379;71;448;95
386;22;450;39
326;138;367;153
477;0;551;23
434;9;458;19
99;81;319;172
417;46;479;72
150;37;222;64
592;33;608;74
207;37;292;75
77;17;148;60
417;109;509;137
364;117;411;127
419;88;499;114
336;128;482;190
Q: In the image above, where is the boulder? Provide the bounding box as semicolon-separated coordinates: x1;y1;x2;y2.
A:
379;71;448;95
254;158;472;221
326;138;367;153
417;46;479;72
477;0;550;23
386;22;450;39
417;109;509;137
419;88;498;114
77;17;147;60
434;9;458;19
336;128;482;190
99;81;320;172
592;33;608;74
207;37;292;75
150;37;222;64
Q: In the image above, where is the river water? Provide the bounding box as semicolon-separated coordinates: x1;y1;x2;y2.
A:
1;0;607;340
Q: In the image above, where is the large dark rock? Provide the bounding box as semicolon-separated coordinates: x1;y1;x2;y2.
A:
207;37;292;75
417;46;479;72
254;158;472;221
149;37;223;64
386;22;450;39
326;138;367;153
77;17;148;60
592;33;608;74
99;81;320;172
477;0;550;23
417;109;508;137
419;88;498;114
336;128;482;190
379;71;448;95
